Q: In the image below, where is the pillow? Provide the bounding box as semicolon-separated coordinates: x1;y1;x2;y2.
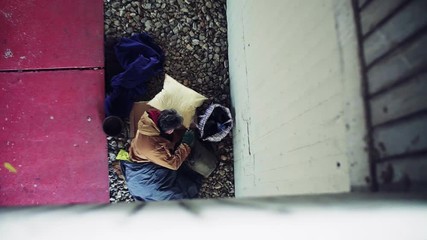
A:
147;74;208;128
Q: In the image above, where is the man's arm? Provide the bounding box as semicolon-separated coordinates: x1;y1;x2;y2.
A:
147;130;195;170
148;143;191;170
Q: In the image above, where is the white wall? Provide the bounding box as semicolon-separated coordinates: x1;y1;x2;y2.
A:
227;0;370;197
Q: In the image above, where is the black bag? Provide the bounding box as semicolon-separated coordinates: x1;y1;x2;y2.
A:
185;139;218;178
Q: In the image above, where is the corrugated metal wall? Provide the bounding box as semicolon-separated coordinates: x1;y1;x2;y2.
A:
354;0;427;191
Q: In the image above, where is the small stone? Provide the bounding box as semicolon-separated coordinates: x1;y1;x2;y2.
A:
172;27;179;34
109;141;118;148
186;44;194;51
144;20;153;30
192;39;199;45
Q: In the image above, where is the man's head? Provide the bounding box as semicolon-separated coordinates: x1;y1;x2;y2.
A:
158;109;183;134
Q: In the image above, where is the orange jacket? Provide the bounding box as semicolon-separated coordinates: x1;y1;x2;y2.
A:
129;111;191;170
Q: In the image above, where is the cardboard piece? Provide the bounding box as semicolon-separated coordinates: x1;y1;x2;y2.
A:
129;101;153;139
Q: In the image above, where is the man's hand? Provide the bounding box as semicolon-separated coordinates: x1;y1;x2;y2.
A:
182;130;195;147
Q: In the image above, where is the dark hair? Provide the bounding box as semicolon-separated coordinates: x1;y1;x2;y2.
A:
158;109;183;132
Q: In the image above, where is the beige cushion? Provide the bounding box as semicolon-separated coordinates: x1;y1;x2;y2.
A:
147;74;208;128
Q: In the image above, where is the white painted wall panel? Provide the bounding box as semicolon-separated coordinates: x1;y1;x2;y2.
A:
227;0;369;197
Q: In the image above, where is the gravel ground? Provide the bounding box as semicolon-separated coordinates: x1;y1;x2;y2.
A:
104;0;234;202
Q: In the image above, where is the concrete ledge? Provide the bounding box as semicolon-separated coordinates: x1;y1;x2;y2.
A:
227;0;369;197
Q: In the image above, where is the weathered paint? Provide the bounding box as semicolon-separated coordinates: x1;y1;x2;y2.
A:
0;0;104;70
0;71;109;206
